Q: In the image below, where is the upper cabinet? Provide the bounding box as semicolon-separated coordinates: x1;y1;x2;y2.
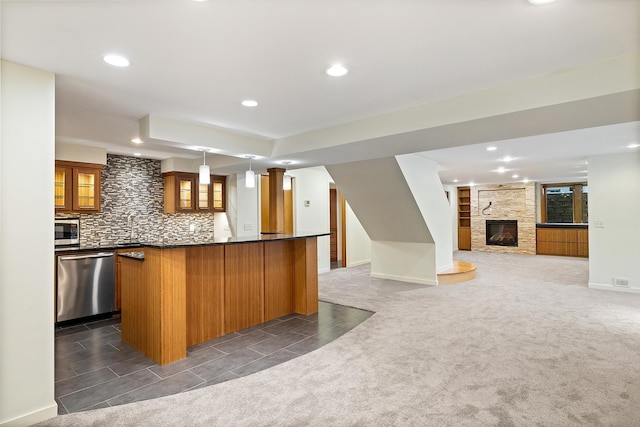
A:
163;172;226;213
211;175;226;212
55;161;103;213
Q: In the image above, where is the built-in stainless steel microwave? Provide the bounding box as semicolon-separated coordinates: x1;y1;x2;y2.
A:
55;218;80;246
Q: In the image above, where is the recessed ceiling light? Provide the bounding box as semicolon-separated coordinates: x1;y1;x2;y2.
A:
242;100;258;107
133;152;142;157
512;174;519;179
103;54;130;67
496;167;507;173
131;138;143;144
486;146;497;151
528;0;556;4
627;143;640;149
522;178;530;183
326;64;348;77
453;179;459;183
469;182;475;187
500;156;515;162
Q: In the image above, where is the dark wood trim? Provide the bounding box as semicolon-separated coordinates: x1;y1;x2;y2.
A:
541;182;587;224
341;194;347;268
267;168;286;232
55;160;104;170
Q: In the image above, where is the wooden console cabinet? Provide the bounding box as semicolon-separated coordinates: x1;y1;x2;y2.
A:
536;225;588;257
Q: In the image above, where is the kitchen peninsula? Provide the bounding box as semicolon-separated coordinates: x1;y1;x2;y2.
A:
118;232;328;365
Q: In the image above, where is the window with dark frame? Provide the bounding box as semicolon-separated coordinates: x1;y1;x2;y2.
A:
541;183;588;224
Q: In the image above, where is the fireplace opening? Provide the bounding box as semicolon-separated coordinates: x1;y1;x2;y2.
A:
486;220;518;247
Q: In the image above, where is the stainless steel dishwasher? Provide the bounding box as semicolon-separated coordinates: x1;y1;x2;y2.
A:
56;252;115;322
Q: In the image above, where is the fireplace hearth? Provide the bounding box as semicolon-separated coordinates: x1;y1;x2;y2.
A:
486;220;518;247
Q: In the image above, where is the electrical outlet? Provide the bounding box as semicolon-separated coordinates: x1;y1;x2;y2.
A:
593;220;605;228
244;223;252;231
614;278;630;287
189;223;195;232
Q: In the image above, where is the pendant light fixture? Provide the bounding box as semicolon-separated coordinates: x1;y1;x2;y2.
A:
199;150;210;184
282;161;292;190
245;156;255;188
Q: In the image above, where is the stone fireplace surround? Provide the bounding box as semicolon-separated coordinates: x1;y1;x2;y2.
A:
470;182;536;255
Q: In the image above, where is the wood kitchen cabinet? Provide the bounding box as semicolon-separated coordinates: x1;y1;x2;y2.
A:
211;175;226;212
164;172;226;213
55;161;102;213
164;173;196;213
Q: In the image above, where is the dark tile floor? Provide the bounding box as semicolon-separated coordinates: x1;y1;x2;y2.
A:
55;301;373;414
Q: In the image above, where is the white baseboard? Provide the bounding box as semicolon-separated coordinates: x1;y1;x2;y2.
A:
346;259;370;268
0;403;58;427
588;282;640;294
318;267;331;274
370;272;437;286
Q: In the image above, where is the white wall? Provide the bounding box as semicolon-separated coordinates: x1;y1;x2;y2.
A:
326;157;439;285
345;202;371;267
160;157;198;173
0;61;58;425
443;184;458;250
213;212;232;239
396;154;453;272
55;142;107;164
588;152;640;293
233;172;259;237
287;167;331;274
370;241;437;285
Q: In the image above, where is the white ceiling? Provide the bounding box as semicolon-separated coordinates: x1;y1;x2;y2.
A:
2;0;639;184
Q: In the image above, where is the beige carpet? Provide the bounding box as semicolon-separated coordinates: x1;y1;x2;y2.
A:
38;251;640;426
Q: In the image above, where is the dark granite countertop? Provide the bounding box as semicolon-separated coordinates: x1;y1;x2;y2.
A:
55;242;143;253
55;232;329;253
536;223;588;229
118;251;145;260
141;231;330;249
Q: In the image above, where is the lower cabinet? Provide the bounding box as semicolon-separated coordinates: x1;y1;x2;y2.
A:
120;237;320;365
536;227;588;257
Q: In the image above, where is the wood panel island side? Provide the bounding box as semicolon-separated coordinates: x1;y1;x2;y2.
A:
118;233;326;365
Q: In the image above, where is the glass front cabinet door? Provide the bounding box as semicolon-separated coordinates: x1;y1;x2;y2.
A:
212;176;226;212
55;161;102;213
73;167;101;212
54;165;73;212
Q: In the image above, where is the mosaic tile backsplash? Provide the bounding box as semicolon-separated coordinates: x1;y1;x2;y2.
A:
57;154;216;246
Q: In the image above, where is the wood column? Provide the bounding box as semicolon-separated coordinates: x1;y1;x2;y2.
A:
268;168;286;232
293;236;319;315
